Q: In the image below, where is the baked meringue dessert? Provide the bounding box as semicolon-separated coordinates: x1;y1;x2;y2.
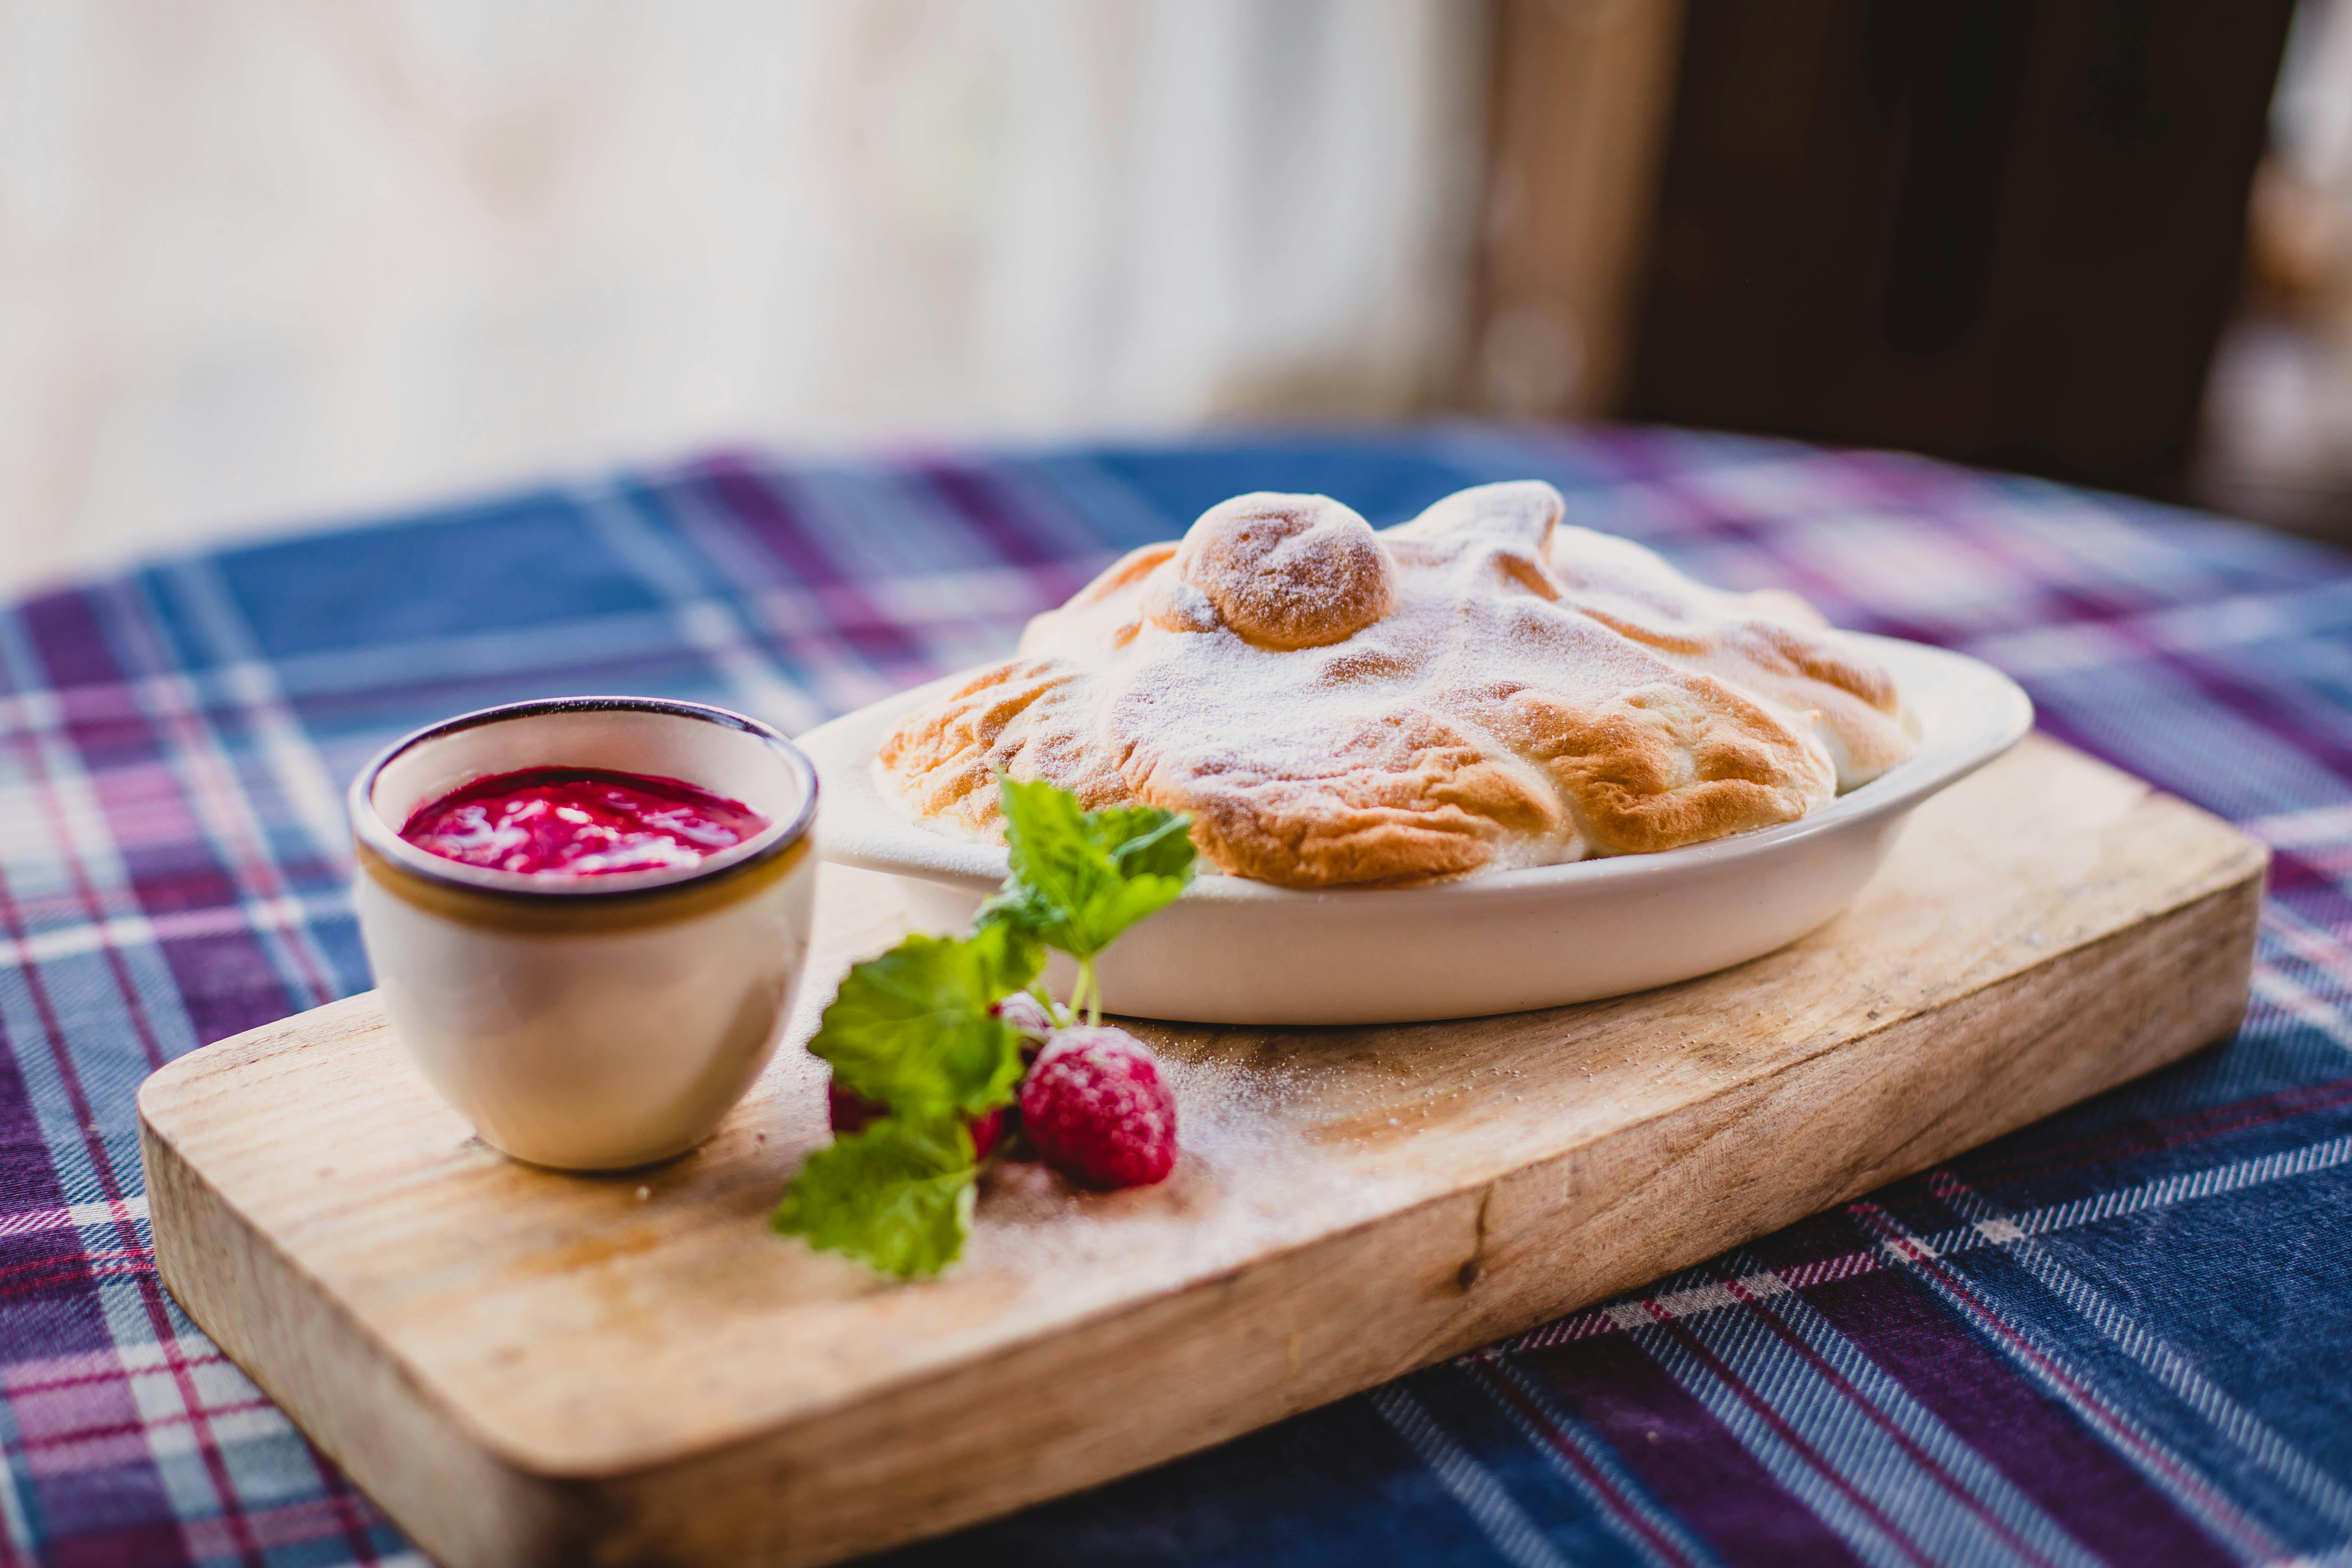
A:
879;481;1917;889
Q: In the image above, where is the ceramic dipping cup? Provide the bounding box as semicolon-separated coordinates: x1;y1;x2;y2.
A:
349;696;819;1171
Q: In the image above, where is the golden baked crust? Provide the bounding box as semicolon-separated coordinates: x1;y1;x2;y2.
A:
877;481;1917;889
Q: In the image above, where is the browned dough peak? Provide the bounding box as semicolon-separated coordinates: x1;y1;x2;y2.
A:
879;481;1915;888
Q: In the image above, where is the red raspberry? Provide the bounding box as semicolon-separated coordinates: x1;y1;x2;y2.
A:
994;992;1056;1063
1017;1025;1178;1189
966;1105;1005;1160
828;1080;1003;1159
826;1081;888;1136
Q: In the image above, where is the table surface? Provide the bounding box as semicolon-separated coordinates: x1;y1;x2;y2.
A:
2;426;2349;1567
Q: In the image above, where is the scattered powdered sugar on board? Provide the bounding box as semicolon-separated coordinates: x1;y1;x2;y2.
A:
766;883;1432;1290
960;1028;1429;1282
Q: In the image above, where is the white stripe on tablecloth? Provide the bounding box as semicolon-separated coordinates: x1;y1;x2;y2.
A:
1368;1384;1575;1568
1503;1131;2352;1362
1938;1171;2352;1536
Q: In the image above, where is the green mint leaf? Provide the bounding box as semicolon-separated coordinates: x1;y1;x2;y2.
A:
994;775;1096;923
974;880;1051;946
968;911;1044;998
989;778;1197;961
772;1116;976;1278
808;925;1040;1118
1100;806;1197;881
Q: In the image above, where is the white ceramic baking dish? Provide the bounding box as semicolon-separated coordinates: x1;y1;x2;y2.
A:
797;634;2032;1025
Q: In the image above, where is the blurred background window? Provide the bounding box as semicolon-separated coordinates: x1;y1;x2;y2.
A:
2;0;2337;593
0;0;1485;591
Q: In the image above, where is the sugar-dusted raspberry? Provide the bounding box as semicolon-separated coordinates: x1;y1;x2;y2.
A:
967;1105;1004;1160
1017;1025;1178;1189
827;1080;888;1137
994;991;1056;1063
828;1079;1003;1158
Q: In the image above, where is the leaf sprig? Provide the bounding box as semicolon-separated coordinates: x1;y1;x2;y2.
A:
809;924;1040;1119
980;779;1194;1024
773;777;1194;1277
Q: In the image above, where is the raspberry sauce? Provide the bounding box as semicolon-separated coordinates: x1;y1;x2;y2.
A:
399;767;768;877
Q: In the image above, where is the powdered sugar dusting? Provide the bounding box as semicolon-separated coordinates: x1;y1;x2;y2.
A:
881;480;1917;886
962;1025;1430;1282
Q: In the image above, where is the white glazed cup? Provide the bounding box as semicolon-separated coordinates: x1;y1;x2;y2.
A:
348;696;819;1171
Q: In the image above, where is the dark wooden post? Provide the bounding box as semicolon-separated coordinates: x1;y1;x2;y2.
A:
1620;0;2295;498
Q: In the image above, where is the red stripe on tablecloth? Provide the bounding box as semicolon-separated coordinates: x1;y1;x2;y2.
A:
1503;1075;2352;1359
915;462;1069;567
21;590;335;1016
2;1343;226;1398
1638;1298;1943;1568
1710;1270;2065;1568
0;718;170;1073
0;866;269;1568
19;1398;275;1473
33;592;386;1565
1959;1078;2352;1188
1786;1240;2237;1568
693;455;925;664
1506;1333;1869;1568
4;590;376;1563
0;1247;149;1288
0;1260;159;1303
1848;1201;2279;1560
4;635;297;1050
1461;1358;1708;1568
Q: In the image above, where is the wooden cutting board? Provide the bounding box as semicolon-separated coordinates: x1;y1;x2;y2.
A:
138;735;2266;1568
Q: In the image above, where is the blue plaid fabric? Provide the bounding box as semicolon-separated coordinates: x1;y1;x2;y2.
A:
3;428;2350;1566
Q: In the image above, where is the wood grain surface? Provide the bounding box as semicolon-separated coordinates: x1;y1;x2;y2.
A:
138;735;2267;1568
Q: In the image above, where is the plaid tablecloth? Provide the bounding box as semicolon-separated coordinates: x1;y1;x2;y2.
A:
3;428;2349;1567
